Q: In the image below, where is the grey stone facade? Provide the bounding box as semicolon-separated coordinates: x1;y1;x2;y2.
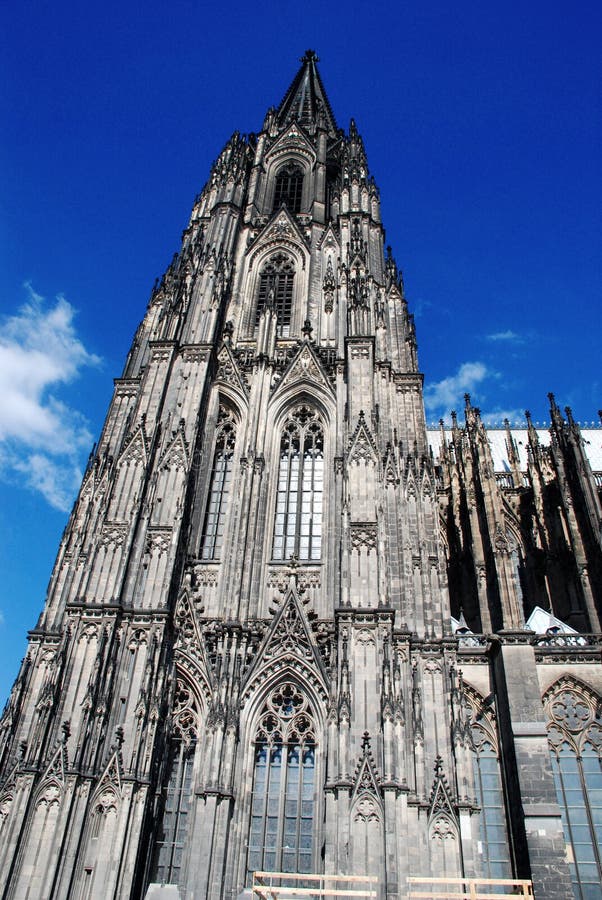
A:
0;52;601;900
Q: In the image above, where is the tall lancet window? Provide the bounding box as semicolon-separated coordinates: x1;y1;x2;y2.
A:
273;406;323;561
150;681;199;887
462;685;512;879
248;683;316;878
273;163;303;213
545;680;602;899
201;405;237;560
255;253;295;338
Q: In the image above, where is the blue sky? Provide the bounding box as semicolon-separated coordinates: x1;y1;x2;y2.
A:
1;0;601;704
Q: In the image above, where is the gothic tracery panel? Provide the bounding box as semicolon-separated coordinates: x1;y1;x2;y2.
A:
255;253;295;338
273;406;324;562
544;679;602;899
273;163;304;214
201;405;237;560
248;683;316;877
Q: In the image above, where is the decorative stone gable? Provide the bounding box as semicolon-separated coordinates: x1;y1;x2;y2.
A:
118;421;149;468
215;343;249;396
264;122;316;164
428;756;458;840
348;410;378;465
157;424;189;472
274;342;334;396
242;583;328;705
248;206;309;263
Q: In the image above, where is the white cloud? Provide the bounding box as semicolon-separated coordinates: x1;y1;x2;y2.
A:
0;285;100;511
486;329;524;343
424;361;491;413
480;409;525;426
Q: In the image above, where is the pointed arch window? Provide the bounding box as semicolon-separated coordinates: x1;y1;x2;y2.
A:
273;163;303;214
150;681;199;887
545;682;602;898
255;254;295;338
248;683;316;878
462;687;512;880
273;406;323;562
201;406;236;560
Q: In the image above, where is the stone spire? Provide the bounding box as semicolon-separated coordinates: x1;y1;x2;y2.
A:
277;49;338;133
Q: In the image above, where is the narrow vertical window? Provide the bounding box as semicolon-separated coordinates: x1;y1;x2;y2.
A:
248;683;316;879
201;406;236;560
471;743;512;879
546;682;602;899
273;163;303;213
150;681;199;888
273;406;323;562
255;254;295;338
152;740;195;886
463;685;512;880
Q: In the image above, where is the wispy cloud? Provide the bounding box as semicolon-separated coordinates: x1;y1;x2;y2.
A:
480;409;525;426
424;361;491;413
0;285;100;510
485;329;524;343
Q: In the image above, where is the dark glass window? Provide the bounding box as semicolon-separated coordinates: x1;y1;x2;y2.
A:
151;740;195;886
150;680;199;887
546;684;602;899
201;406;236;560
472;744;513;879
255;254;295;338
248;683;316;878
273;406;323;562
462;686;513;880
273;164;303;213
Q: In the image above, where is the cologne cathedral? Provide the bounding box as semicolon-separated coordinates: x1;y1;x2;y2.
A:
1;52;601;900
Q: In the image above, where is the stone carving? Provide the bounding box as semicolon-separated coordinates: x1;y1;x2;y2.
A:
146;528;172;555
348;411;378;464
350;524;377;551
263;591;314;661
100;524;128;548
353;796;379;822
545;678;602;755
428;756;458;841
172;680;199;745
193;566;219;587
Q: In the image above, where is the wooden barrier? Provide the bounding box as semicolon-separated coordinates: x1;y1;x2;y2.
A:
407;876;534;899
252;871;378;899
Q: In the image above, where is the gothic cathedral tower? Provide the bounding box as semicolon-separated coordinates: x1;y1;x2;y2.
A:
1;52;601;900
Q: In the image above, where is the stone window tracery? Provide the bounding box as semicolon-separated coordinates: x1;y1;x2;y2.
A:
248;683;316;877
273;163;303;214
545;680;602;898
149;678;199;889
201;406;237;560
461;687;512;879
255;253;295;338
273;406;324;562
150;740;195;888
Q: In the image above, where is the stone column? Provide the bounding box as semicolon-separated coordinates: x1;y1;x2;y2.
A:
491;633;573;898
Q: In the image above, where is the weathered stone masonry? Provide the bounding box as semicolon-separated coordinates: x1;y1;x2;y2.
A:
1;52;601;900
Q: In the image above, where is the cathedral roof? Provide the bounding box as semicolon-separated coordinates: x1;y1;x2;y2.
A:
277;49;338;134
427;426;602;473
